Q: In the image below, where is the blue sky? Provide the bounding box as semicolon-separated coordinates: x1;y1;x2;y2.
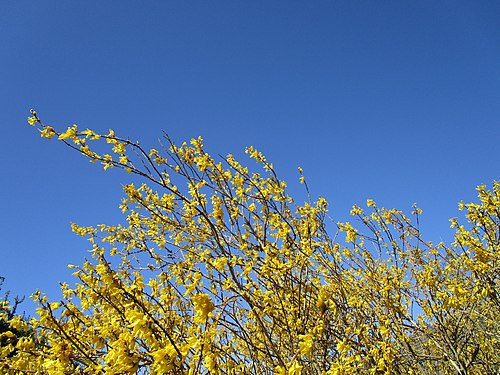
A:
1;1;499;314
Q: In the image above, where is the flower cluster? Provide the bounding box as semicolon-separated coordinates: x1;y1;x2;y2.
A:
0;113;498;374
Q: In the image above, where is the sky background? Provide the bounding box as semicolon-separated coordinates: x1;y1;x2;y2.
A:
1;1;499;315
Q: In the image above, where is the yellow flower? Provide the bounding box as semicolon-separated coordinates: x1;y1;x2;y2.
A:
40;126;56;139
298;333;313;355
192;293;214;323
350;204;363;216
58;125;78;140
27;116;37;125
112;142;126;155
337;338;350;353
288;360;303;375
213;256;228;271
81;128;100;140
204;353;217;372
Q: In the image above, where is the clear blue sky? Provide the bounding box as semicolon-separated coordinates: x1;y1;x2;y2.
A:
1;1;499;315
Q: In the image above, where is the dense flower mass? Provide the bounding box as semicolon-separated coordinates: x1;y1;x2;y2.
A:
0;111;498;374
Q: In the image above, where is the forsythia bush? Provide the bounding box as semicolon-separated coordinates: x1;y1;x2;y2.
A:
1;111;498;374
